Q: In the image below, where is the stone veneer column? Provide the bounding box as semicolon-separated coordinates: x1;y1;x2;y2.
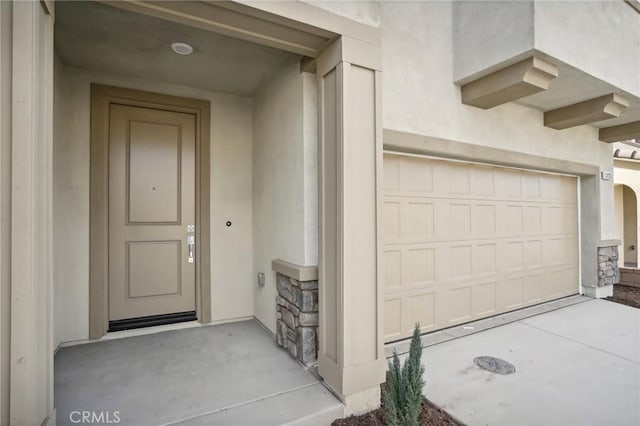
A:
585;240;620;298
272;260;319;365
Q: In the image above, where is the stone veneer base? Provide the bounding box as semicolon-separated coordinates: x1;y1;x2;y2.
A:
275;270;319;366
597;245;619;286
591;244;619;298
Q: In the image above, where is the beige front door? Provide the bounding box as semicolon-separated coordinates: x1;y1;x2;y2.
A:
108;104;196;324
383;153;579;342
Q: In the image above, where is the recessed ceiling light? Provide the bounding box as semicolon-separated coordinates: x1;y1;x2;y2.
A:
171;42;193;55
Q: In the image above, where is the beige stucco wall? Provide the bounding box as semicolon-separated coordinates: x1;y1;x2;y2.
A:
379;1;615;239
614;159;640;265
53;64;255;347
302;0;381;27
534;0;639;98
252;58;318;333
452;1;639;96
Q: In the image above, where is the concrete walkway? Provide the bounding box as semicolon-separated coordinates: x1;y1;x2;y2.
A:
421;299;640;426
55;320;342;425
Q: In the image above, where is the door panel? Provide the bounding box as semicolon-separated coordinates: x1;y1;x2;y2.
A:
383;153;579;342
109;104;196;321
128;121;181;223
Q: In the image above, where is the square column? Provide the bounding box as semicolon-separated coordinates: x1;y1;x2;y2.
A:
7;1;55;424
316;36;385;415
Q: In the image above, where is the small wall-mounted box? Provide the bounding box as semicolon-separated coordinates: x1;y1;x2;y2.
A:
258;272;265;287
601;171;613;181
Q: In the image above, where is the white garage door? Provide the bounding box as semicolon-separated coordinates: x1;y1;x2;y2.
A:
383;153;579;342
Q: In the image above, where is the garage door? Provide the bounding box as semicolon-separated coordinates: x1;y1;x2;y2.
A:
383;153;579;342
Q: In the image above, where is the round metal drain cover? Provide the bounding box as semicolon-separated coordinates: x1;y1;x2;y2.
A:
473;356;516;375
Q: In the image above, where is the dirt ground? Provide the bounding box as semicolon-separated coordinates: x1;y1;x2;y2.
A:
606;284;640;309
331;396;462;426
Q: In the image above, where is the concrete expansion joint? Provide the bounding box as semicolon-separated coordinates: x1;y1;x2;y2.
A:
519;319;639;365
158;381;321;426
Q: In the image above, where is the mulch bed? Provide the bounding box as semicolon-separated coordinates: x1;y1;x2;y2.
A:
332;391;462;426
606;284;640;309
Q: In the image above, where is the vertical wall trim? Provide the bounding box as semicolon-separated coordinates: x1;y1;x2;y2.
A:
0;1;12;424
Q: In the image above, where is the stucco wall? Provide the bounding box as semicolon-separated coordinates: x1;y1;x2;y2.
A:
302;0;381;27
534;0;640;98
453;0;535;82
452;1;639;96
53;64;254;347
614;159;640;265
252;58;318;333
380;1;615;240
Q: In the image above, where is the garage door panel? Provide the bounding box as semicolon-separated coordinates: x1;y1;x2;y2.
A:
501;171;523;199
545;237;566;266
472;281;497;317
383;201;401;243
470;167;495;196
522;274;544;304
447;203;472;238
524;206;543;234
384;153;579;341
448;245;473;280
472;204;497;237
405;201;435;241
503;205;524;236
523;174;541;199
505;241;525;272
497;277;524;310
408;293;436;332
473;243;498;276
384;298;403;340
404;247;436;286
544;205;565;234
402;157;434;193
384;250;402;290
524;240;544;268
445;285;473;324
432;162;471;196
543;270;569;299
383;155;400;191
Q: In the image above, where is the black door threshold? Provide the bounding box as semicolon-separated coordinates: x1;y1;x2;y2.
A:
109;311;197;332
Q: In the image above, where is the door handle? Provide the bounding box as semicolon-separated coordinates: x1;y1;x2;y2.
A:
187;236;195;263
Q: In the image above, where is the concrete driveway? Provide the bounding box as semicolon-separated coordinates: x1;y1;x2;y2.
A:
421;299;640;426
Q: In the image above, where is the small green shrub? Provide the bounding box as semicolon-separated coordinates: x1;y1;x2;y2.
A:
383;323;425;426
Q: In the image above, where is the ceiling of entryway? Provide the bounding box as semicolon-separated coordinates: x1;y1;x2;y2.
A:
54;1;298;96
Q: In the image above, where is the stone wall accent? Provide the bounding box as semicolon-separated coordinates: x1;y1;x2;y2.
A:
619;267;640;288
275;271;318;365
597;245;620;287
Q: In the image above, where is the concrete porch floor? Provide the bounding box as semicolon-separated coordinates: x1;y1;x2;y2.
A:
54;320;343;425
420;299;640;426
